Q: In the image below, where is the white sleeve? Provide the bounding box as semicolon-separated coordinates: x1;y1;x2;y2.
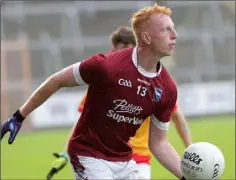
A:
150;114;170;130
73;62;86;86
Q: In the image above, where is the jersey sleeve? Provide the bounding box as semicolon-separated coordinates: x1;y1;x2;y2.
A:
151;88;177;131
73;54;107;85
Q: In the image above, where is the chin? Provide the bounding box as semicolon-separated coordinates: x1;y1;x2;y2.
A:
161;52;172;57
155;49;173;57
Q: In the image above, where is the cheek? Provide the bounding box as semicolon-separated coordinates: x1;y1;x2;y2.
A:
157;35;169;47
152;35;167;46
152;32;165;40
158;33;168;41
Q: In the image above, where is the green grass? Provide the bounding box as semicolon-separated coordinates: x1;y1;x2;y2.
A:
1;115;235;179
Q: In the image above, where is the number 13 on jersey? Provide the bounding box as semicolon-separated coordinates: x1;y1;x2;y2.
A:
137;85;147;97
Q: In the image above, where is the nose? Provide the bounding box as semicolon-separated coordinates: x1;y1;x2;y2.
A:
171;29;178;40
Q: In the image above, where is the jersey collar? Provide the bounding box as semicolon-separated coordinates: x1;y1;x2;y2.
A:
132;47;162;78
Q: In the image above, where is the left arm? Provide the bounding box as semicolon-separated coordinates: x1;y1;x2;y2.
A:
148;115;183;179
149;80;186;179
171;108;192;148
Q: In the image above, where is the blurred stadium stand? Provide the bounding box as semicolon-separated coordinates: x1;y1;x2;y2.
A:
1;1;235;129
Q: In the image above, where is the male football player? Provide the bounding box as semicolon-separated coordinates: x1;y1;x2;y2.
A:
1;3;188;180
46;26;191;180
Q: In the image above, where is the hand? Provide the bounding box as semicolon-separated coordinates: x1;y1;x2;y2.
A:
46;152;69;180
1;110;25;144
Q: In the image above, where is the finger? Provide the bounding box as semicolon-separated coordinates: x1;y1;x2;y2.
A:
8;127;19;144
53;153;60;158
1;125;9;141
47;168;57;180
46;172;52;180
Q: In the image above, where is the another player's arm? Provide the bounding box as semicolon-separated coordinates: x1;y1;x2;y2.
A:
46;98;87;179
47;113;83;180
46;119;79;179
171;108;192;148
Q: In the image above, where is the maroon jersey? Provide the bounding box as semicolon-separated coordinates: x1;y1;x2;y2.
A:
67;47;177;162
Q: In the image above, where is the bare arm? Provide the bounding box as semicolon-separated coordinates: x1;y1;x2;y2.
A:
171;108;192;148
148;117;183;179
20;63;83;117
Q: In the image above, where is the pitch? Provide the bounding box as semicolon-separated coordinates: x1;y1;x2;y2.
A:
1;115;235;179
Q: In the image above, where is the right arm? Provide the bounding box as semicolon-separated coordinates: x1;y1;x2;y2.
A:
171;107;192;148
19;53;106;118
1;54;106;144
20;63;84;117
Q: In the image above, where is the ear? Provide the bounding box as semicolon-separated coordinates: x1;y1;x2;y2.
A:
141;32;151;45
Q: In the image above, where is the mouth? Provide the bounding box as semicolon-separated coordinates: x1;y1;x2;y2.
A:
169;43;176;46
169;43;176;50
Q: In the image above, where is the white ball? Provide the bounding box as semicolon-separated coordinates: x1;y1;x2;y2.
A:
181;142;225;179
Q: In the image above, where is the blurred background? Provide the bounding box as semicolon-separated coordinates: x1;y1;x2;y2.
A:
1;1;235;179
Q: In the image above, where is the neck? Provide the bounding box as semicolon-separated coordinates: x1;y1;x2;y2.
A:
136;46;162;73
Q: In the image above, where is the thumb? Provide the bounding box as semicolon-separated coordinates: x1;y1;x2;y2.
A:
53;153;60;158
47;168;57;180
8;127;19;144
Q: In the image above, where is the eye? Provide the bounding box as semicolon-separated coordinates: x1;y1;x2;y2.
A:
161;27;171;32
166;27;172;31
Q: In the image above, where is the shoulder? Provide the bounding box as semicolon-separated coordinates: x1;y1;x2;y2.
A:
86;48;133;67
79;48;134;85
160;65;177;100
161;65;176;88
80;53;107;68
105;48;133;62
99;48;134;73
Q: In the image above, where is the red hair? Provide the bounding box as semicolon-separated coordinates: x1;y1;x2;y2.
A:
130;3;172;42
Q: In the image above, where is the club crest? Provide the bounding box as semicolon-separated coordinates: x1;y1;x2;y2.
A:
153;88;162;102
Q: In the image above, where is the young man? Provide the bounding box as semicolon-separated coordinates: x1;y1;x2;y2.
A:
46;27;192;180
1;3;187;180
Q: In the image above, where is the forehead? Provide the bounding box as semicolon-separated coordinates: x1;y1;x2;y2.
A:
149;13;174;28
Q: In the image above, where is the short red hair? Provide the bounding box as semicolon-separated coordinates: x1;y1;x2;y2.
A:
130;3;172;42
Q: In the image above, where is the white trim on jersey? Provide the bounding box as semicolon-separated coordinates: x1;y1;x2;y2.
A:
73;62;87;85
132;47;162;78
150;114;169;130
